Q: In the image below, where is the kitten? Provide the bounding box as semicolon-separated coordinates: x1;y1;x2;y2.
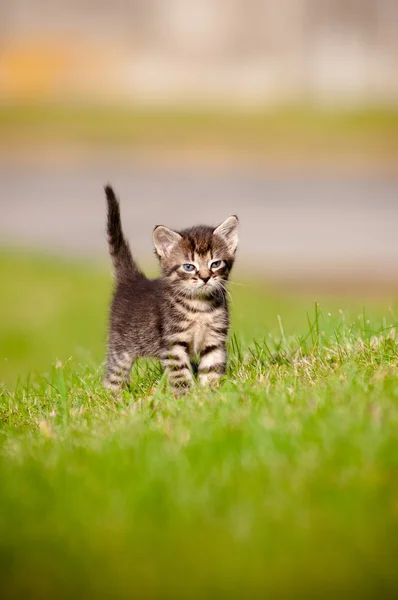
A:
104;185;238;394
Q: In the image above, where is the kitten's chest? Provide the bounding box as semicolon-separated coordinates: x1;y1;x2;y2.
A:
172;298;227;356
188;312;212;355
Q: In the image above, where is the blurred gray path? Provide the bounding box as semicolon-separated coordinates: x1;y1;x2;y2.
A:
1;162;398;281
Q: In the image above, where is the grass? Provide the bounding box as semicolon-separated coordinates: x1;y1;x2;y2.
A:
1;104;398;168
1;250;398;598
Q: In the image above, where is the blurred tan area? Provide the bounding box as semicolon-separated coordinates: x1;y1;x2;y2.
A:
0;0;397;290
1;0;398;106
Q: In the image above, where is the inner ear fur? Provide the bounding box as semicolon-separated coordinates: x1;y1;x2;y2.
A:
213;215;239;254
153;225;182;257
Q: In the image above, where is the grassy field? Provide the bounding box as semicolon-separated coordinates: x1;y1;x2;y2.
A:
1;104;398;170
1;250;398;598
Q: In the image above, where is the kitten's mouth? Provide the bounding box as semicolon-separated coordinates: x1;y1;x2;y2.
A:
194;282;217;297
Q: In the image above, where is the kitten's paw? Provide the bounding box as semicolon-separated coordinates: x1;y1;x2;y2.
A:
199;374;222;388
171;382;191;397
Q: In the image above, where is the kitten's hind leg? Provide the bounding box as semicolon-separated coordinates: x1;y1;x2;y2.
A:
104;349;134;391
161;343;193;395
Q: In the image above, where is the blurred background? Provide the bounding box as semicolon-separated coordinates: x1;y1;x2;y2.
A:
0;0;398;383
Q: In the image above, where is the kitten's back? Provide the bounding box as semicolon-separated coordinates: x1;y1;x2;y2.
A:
110;277;165;356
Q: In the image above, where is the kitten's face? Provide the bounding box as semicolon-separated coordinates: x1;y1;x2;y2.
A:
153;216;238;298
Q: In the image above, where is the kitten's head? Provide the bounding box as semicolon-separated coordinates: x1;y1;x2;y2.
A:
153;216;238;298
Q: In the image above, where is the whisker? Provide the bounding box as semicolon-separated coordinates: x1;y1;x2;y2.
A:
226;281;249;288
223;286;235;307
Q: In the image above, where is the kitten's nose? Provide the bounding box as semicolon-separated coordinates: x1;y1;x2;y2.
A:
200;275;211;284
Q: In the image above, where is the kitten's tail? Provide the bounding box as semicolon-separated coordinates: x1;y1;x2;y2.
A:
105;185;142;280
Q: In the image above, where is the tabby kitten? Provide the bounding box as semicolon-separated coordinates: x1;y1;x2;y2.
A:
104;185;238;394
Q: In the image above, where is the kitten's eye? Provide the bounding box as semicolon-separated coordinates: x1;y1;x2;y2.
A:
210;260;222;269
182;264;196;272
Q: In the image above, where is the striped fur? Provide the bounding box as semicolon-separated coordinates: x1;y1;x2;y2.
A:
104;185;238;395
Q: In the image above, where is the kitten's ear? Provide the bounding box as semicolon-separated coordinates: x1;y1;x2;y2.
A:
153;225;182;257
213;215;239;254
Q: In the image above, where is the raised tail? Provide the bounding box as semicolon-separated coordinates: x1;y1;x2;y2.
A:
105;185;142;280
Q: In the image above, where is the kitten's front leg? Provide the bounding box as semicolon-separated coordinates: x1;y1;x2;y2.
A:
198;343;227;387
162;343;193;394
